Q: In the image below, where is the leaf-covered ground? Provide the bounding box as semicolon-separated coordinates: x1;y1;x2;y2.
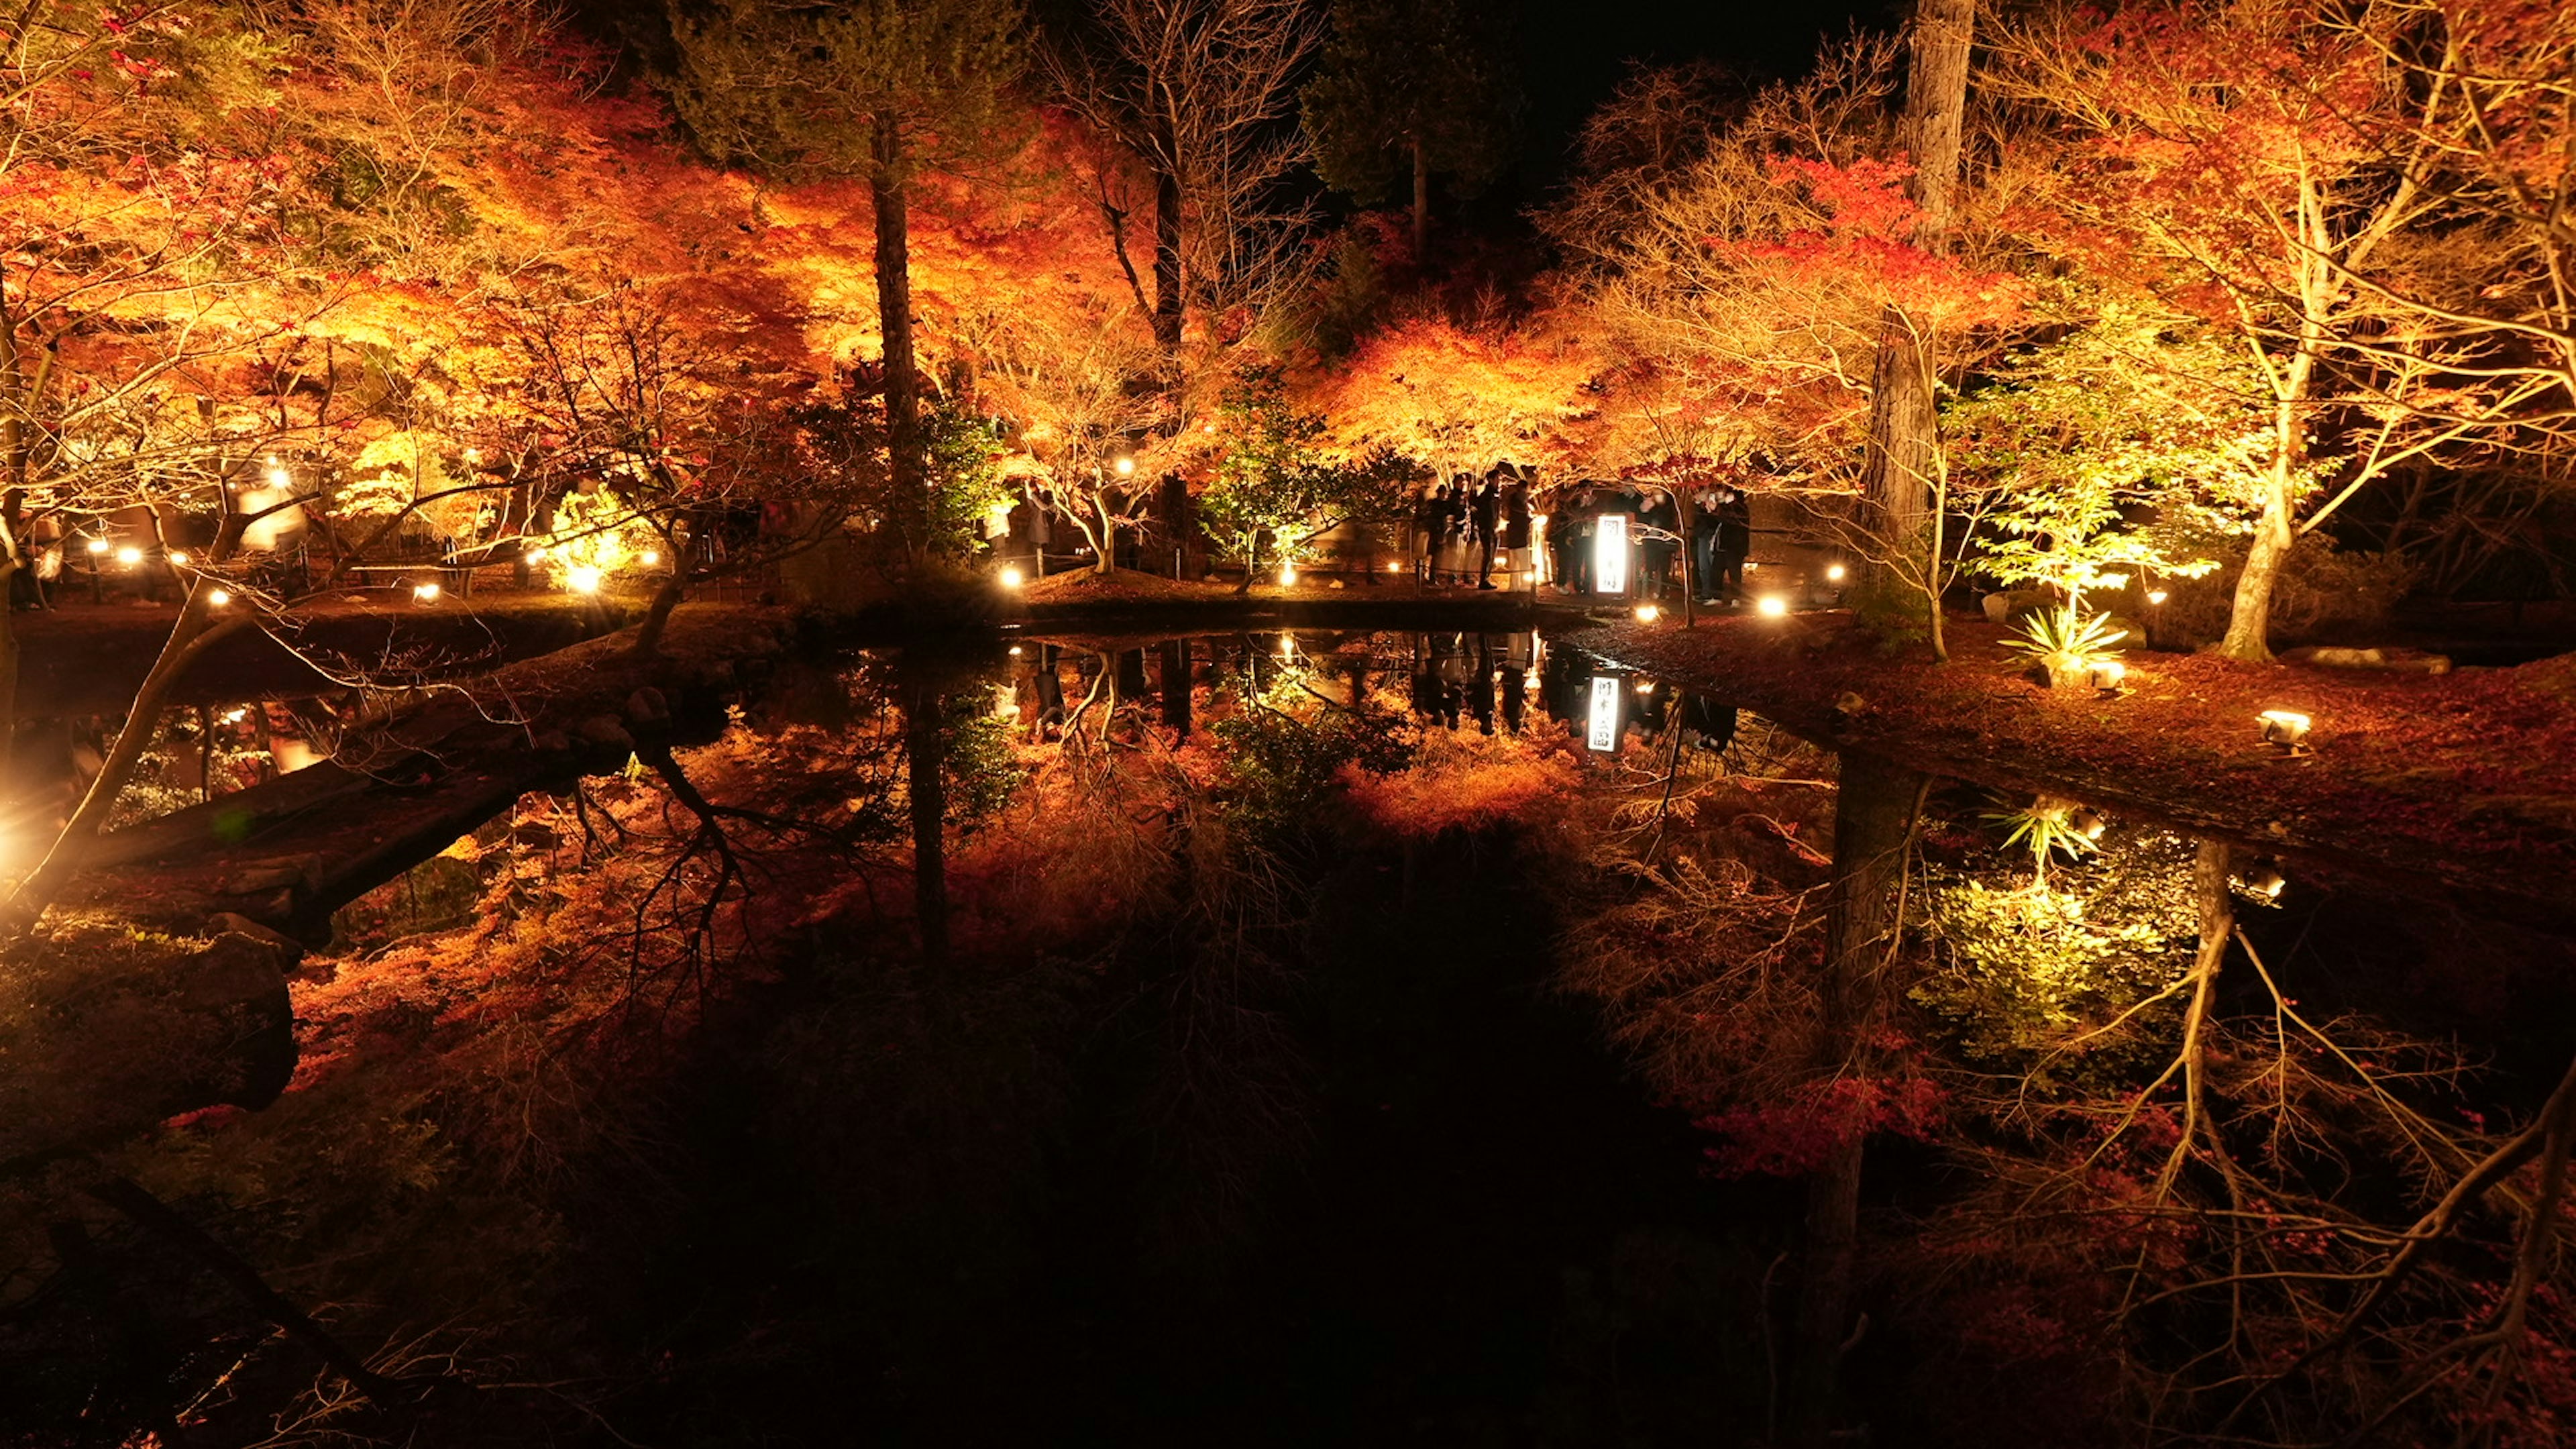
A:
1574;611;2576;932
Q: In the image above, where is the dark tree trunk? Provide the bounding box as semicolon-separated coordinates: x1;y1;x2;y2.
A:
1787;751;1928;1446
1858;0;1974;639
1411;135;1430;260
904;669;948;965
1152;155;1185;354
871;121;927;551
1159;639;1192;737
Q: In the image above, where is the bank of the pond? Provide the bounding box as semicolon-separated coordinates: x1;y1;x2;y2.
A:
1578;612;2576;932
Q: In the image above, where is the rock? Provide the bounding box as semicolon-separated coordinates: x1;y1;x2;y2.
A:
1833;690;1871;717
625;686;672;727
2284;645;2453;674
1982;589;2055;626
531;731;573;755
206;912;306;957
575;714;635;752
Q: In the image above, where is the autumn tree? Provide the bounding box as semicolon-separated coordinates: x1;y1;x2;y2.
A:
1299;0;1521;260
661;0;1028;553
1993;0;2563;661
1046;0;1320;577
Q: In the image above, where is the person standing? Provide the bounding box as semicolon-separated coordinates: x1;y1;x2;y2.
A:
1413;483;1444;585
1690;488;1723;603
1638;492;1679;601
1564;488;1599;595
1471;472;1503;590
1712;487;1752;604
1501;474;1534;590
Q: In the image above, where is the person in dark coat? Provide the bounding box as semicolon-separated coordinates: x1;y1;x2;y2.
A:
1562;488;1598;595
1638;492;1679;601
1413;484;1444;584
1711;487;1752;604
1471;472;1503;590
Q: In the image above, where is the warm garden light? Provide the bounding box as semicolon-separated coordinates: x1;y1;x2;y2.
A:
527;544;549;562
115;546;142;567
1593;513;1629;594
1633;679;1656;695
1113;456;1136;477
168;551;190;566
413;582;441;602
2147;589;2169;606
1825;563;1847;582
2090;659;2127;692
221;707;248;725
999;564;1024;588
85;538;109;555
1633;602;1660;623
1278;564;1297;584
206;588;231;607
1756;595;1788;617
2259;709;2312;749
1007;645;1024;657
567;566;602;594
266;466;291;488
2246;863;2288;899
639;549;661;566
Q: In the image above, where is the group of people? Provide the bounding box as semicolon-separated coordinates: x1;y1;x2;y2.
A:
1415;466;1536;589
1540;483;1754;603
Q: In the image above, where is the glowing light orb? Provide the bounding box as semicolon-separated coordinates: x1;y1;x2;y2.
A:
1825;563;1847;582
115;546;142;567
206;588;231;607
526;545;549;562
639;549;661;567
265;468;291;488
1633;603;1660;623
85;538;109;555
221;708;249;724
413;582;442;603
1279;564;1297;585
567;566;602;594
999;565;1025;588
168;551;191;567
2259;710;2312;747
2147;590;2169;606
1633;679;1656;695
1756;595;1788;617
1113;456;1136;478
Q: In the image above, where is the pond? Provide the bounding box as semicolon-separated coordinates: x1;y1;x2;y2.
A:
10;623;2573;1448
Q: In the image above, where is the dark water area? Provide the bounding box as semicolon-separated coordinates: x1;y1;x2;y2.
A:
11;623;2575;1448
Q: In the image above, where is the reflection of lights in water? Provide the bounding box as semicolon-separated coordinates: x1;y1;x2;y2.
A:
1586;676;1621;751
2147;590;2169;605
221;707;249;724
1633;603;1659;623
168;551;190;566
1593;515;1629;594
1008;645;1024;657
115;546;142;566
1279;635;1295;657
1825;563;1847;582
413;582;442;603
567;566;602;594
1756;596;1788;617
1633;680;1656;695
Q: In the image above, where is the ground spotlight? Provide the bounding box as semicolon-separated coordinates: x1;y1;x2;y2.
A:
1633;602;1660;623
567;566;602;594
413;582;442;603
1756;595;1789;617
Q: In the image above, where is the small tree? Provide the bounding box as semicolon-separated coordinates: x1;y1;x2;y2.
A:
1201;367;1422;590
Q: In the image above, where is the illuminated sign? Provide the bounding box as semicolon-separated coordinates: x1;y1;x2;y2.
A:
1593;513;1629;594
1587;675;1621;751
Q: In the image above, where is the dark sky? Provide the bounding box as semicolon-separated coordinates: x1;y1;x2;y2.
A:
1509;0;1906;195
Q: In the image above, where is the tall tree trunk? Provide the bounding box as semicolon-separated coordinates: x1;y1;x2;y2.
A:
904;669;948;965
871;121;926;552
2219;394;2306;663
1411;135;1430;261
1788;751;1928;1446
1858;0;1974;638
1151;155;1185;354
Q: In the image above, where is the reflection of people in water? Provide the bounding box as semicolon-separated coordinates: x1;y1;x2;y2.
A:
1680;692;1739;754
